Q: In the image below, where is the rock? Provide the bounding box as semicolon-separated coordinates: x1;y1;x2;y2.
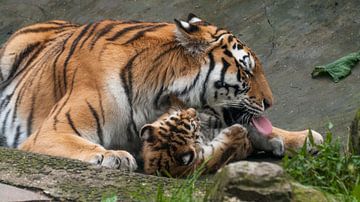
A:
348;109;360;154
0;147;211;201
291;182;329;202
210;161;291;202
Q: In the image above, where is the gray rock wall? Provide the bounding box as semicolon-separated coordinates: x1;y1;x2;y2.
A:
1;0;359;140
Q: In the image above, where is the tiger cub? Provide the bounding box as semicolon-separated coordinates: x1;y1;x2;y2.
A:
140;108;253;176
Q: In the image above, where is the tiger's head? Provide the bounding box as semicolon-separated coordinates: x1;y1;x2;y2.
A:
140;108;201;176
173;14;273;133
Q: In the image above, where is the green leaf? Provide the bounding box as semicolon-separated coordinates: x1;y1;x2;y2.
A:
327;122;334;130
307;129;315;146
311;51;360;82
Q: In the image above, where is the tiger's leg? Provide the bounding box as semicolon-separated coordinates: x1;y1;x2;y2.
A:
271;126;323;155
19;93;137;171
197;124;253;172
248;126;323;156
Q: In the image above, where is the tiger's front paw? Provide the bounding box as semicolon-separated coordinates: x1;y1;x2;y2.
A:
88;150;138;171
269;137;285;156
305;130;324;154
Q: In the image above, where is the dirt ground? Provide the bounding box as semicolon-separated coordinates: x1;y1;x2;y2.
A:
1;0;359;142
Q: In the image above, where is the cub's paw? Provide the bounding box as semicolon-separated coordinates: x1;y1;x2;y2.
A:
222;124;248;138
88;150;138;171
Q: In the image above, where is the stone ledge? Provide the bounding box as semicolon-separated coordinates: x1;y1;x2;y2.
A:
0;147;333;201
0;147;210;201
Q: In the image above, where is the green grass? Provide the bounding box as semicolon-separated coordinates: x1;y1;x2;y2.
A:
128;163;208;202
154;168;206;202
283;129;360;201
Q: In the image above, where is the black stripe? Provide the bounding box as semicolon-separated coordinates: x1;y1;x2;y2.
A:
223;49;233;57
15;25;78;36
65;110;82;136
0;94;12;109
0;67;3;81
86;101;104;146
122;24;166;45
200;53;215;106
53;68;78;130
5;42;41;84
171;138;185;146
220;58;230;82
153;86;164;109
166;121;188;134
79;22;101;49
89;22;118;49
63;23;93;90
120;51;145;139
52;33;74;100
1;110;11;136
107;24;153;41
12;125;21;148
26;94;35;137
96;88;105;125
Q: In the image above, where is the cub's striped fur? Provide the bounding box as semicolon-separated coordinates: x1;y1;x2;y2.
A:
0;14;323;171
141;108;253;176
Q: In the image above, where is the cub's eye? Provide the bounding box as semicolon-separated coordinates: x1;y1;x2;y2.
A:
175;151;195;166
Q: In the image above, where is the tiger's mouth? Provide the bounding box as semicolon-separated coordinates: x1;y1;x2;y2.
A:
222;107;273;136
222;107;254;126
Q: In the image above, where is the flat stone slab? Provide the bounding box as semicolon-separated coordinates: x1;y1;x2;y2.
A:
0;183;50;201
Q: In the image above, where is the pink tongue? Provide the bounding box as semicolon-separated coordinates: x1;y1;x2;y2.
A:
251;116;273;136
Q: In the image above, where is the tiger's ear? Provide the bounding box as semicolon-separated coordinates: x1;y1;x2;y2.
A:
174;14;210;55
140;124;156;143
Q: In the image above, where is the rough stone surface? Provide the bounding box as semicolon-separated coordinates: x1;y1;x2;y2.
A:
291;182;329;202
0;147;210;201
0;0;359;141
211;161;292;202
0;183;50;201
0;147;335;201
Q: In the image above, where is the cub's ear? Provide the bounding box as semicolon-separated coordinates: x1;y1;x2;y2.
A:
140;124;156;143
174;14;211;55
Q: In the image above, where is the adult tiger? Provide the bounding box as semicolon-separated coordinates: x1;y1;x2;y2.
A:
0;14;323;171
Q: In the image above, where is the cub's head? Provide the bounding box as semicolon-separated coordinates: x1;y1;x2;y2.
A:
174;14;273;129
140;108;200;176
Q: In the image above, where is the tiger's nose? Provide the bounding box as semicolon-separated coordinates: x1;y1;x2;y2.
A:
263;98;272;110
